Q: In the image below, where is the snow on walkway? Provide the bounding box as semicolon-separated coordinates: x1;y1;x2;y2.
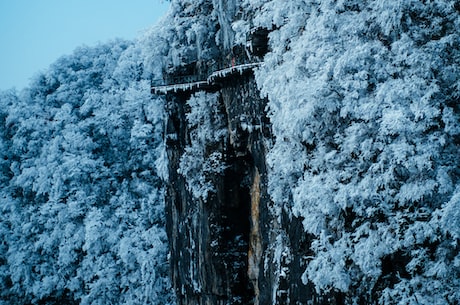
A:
151;62;263;95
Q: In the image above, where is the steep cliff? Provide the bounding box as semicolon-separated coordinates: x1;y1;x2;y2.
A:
162;59;321;305
159;0;460;304
161;47;335;305
164;72;264;304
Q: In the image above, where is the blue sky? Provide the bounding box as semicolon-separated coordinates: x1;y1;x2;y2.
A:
0;0;170;91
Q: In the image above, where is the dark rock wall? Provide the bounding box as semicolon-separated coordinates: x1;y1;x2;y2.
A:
164;72;264;304
164;71;323;304
219;73;269;305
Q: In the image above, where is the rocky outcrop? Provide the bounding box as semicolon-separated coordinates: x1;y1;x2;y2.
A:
164;69;265;304
163;65;327;304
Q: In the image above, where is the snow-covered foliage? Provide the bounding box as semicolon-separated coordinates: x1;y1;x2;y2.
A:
178;92;227;200
252;0;460;303
2;0;460;304
0;31;174;305
160;0;220;69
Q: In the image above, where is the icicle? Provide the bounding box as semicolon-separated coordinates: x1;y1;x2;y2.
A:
151;62;263;95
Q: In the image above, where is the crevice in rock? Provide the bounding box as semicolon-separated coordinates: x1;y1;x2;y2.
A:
219;149;255;304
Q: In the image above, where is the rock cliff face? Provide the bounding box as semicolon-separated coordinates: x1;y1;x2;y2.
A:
163;66;333;305
160;4;340;304
164;70;271;304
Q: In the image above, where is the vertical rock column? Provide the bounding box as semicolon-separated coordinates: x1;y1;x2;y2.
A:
164;69;272;305
218;72;270;305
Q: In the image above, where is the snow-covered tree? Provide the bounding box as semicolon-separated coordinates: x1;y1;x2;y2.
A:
178;92;227;200
254;0;460;303
0;34;174;304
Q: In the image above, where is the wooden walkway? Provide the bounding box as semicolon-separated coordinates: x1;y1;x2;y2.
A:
151;62;263;95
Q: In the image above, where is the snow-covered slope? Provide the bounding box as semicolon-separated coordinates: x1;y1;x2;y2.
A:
253;0;460;303
0;30;174;305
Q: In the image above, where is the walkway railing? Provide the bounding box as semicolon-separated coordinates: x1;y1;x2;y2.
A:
207;62;262;83
151;62;263;95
